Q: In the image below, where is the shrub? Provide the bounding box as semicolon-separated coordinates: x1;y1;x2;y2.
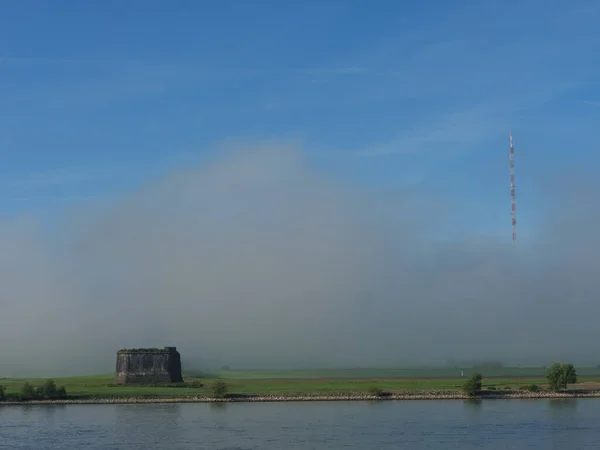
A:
28;379;68;400
368;386;383;396
521;384;540;392
0;385;5;401
35;386;45;398
212;381;228;398
20;382;37;401
17;380;68;401
462;373;483;397
547;363;577;392
42;379;58;399
56;386;67;399
367;386;391;398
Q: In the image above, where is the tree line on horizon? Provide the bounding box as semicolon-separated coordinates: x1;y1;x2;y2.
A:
0;379;68;402
463;362;578;396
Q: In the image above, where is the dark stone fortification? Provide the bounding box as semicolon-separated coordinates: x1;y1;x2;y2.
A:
114;347;183;384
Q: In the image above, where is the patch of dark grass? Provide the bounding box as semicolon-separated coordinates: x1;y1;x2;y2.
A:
367;386;392;397
520;384;540;392
106;381;204;388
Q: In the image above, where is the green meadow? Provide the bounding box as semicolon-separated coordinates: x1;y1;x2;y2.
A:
2;367;600;399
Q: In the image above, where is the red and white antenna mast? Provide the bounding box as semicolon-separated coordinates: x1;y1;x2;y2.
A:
509;133;516;243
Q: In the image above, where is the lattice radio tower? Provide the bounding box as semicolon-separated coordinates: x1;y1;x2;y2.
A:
509;133;516;243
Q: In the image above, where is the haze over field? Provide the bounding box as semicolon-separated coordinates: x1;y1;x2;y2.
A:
1;1;599;377
1;142;599;376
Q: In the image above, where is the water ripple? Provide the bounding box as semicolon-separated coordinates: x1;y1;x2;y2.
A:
1;399;600;449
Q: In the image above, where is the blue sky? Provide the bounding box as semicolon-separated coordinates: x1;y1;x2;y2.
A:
1;0;599;239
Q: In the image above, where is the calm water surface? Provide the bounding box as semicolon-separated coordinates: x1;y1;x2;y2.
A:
1;399;598;449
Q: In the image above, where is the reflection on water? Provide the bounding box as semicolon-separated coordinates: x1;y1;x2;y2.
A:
463;398;483;407
208;402;228;411
548;398;578;410
2;399;600;449
112;404;185;448
548;398;578;421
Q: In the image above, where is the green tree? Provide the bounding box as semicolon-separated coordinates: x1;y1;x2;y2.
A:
212;381;228;398
40;379;63;399
0;385;5;401
462;372;483;397
546;363;577;392
56;386;68;399
37;379;67;399
35;386;45;398
20;382;37;401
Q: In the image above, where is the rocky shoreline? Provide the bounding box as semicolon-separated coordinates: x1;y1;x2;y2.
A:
2;390;600;406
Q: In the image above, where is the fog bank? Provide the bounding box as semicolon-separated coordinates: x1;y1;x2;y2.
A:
1;142;598;376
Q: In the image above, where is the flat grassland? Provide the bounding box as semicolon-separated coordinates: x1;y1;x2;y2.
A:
3;367;600;400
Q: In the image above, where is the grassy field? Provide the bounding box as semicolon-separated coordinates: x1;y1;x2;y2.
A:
196;366;600;379
2;367;600;399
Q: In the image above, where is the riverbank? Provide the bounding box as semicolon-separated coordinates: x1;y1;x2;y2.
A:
2;390;600;406
5;373;596;397
4;371;600;406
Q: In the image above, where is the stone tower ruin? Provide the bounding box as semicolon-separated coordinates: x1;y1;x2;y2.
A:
114;347;183;384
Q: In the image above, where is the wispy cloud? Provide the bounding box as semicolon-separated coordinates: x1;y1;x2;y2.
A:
0;56;372;76
583;100;600;106
3;170;97;191
2;2;598;164
0;57;383;115
328;0;600;158
0;149;212;200
354;44;597;156
0;56;119;64
0;170;120;204
355;106;506;157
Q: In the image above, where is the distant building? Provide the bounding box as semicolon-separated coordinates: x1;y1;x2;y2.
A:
114;347;183;384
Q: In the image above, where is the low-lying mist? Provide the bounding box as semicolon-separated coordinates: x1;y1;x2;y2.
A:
1;142;598;376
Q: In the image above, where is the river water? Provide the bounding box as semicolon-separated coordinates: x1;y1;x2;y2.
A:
0;399;598;449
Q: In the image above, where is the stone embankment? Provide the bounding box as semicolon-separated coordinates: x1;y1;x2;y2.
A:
2;390;600;406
